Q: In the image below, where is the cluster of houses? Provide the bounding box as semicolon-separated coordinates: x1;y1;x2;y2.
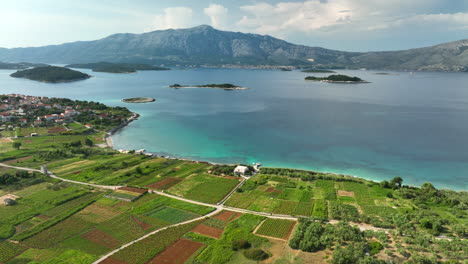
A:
0;94;116;132
34;108;82;126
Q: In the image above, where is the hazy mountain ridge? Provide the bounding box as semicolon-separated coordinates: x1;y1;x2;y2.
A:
0;25;466;71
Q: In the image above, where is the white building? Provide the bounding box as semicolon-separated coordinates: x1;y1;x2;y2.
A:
234;165;250;176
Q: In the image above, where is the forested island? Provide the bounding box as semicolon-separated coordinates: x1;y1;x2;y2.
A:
305;74;368;83
122;97;156;103
10;66;91;83
301;69;336;73
169;83;248;90
66;62;170;73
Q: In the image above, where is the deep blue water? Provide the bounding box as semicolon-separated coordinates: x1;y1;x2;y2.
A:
1;68;467;190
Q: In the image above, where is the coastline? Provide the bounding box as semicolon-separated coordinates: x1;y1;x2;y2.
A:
105;113;381;186
106;113;465;191
104;112;139;148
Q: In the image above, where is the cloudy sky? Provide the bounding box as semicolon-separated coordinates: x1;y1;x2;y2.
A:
1;0;467;51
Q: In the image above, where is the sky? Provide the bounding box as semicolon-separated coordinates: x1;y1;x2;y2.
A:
0;0;467;51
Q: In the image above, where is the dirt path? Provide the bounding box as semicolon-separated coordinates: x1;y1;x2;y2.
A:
92;207;222;264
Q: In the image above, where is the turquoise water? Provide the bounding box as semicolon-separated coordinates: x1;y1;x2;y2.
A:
1;68;467;190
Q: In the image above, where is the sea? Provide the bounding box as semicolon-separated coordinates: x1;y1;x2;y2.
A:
1;68;467;190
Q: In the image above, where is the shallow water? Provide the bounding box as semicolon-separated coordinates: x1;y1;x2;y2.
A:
1;68;467;190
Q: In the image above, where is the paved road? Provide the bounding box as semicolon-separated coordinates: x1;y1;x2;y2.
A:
0;163;298;219
0;162;391;262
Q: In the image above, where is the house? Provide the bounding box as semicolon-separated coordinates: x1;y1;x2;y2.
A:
33;120;43;126
55;119;65;124
234;165;250;176
0;113;12;123
19;119;28;125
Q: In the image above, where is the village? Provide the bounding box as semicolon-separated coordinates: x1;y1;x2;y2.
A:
0;94;132;137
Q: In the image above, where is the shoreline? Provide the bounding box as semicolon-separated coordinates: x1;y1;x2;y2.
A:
106;113;465;191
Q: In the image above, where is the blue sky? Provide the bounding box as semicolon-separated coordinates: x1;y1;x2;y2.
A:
1;0;467;51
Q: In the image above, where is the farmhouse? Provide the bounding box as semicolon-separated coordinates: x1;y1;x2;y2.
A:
234;165;249;176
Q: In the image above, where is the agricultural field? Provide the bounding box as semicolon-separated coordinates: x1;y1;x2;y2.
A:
167;173;241;204
255;219;296;240
225;174;318;216
0;167;214;264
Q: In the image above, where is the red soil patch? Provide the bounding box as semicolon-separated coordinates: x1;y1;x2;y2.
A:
147;177;182;190
337;190;355;197
265;187;282;193
81;228;121;249
147;239;204;264
48;127;67;133
23;140;32;144
213;211;242;222
191;224;224;239
222;175;240;180
36;214;51;220
72;170;82;175
118;186;147;194
132;216;151;230
100;257;128;264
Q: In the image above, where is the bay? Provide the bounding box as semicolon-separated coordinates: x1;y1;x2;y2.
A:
1;68;467;190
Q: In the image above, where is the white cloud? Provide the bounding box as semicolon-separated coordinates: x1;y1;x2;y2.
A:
237;1;352;35
204;4;228;29
152;7;193;30
235;0;468;37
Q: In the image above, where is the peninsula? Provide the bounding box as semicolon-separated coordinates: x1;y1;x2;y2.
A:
169;83;248;90
305;74;368;83
10;66;91;83
66;62;170;73
122;97;156;103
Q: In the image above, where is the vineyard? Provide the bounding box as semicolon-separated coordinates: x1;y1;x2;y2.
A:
255;219;296;240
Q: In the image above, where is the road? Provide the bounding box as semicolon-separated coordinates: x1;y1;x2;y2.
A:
0;162;312;263
92;207;222;264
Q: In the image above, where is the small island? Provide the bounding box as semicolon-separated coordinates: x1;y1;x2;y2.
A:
169;83;248;90
305;74;368;83
66;62;170;73
301;69;336;73
122;97;156;103
10;66;91;83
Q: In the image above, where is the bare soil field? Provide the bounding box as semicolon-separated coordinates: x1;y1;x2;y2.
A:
147;239;204;264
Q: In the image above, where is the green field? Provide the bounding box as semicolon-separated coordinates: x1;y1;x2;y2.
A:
255;219;296;239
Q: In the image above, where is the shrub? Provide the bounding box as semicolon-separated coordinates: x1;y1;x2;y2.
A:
368;241;383;255
243;248;269;261
232;239;251;251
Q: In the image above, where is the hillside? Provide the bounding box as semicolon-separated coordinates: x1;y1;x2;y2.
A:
0;25;467;71
10;66;91;83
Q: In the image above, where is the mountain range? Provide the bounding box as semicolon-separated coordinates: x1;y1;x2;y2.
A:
0;25;467;71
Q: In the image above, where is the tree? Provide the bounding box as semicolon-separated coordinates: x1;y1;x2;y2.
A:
12;142;22;150
390;177;403;189
421;182;436;191
85;138;93;147
332;243;365;264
